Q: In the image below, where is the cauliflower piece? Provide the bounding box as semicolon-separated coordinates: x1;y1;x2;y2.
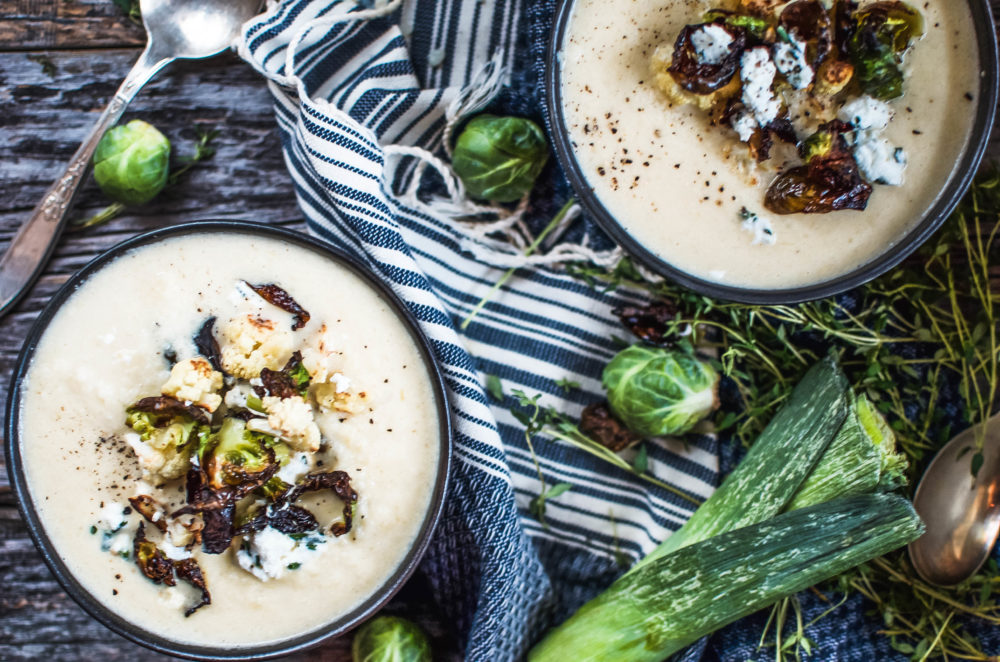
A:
313;379;366;415
219;314;294;379
300;323;339;383
161;357;223;412
263;395;321;452
125;431;191;481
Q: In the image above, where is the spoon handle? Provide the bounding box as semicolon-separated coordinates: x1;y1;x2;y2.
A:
0;46;172;317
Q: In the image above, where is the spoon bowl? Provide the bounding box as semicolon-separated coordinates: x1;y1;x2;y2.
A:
909;412;1000;586
141;0;261;59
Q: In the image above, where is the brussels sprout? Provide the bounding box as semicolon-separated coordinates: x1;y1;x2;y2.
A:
702;10;771;39
92;119;171;206
203;417;277;490
667;24;747;95
846;1;923;100
451;115;549;203
602;345;720;438
352;616;432;662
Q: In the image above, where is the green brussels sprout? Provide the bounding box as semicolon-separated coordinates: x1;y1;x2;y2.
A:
602;345;720;438
451;114;549;203
846;1;923;100
203;417;276;490
352;616;431;662
703;10;771;39
93;119;171;206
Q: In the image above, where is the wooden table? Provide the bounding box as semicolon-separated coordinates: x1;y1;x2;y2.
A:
1;1;999;660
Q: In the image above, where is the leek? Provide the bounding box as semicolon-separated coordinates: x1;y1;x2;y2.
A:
528;493;924;662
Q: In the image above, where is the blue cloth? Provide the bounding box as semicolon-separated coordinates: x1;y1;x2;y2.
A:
237;2;999;660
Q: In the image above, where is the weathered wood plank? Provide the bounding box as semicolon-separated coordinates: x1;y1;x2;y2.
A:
0;0;144;51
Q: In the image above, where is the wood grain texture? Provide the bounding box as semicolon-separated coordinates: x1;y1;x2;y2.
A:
1;2;999;660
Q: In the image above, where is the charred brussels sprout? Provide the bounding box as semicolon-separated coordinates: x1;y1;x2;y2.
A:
93;119;170;206
602;345;720;438
765;120;872;214
452;115;549;203
846;1;923;100
702;10;770;39
203;418;277;490
779;0;833;68
352;616;432;662
667;23;747;95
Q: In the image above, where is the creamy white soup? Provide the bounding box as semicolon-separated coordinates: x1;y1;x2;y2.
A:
18;232;441;648
561;0;981;289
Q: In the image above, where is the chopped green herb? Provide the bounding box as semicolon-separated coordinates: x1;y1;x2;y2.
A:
90;525;98;535
287;562;301;570
555;378;581;393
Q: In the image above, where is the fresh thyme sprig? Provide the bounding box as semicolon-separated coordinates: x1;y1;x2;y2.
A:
563;169;1000;659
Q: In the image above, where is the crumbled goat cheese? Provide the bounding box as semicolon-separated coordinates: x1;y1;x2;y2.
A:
236;527;327;581
223;383;254;410
159;538;192;561
691;24;734;65
263;395;322;453
276;452;312;485
740;47;781;128
218;313;294;379
839;95;906;186
731;112;757;142
772;37;813;90
161;357;223;412
838;95;892;132
853;138;908;186
331;372;351;394
99;502;128;531
740;208;777;246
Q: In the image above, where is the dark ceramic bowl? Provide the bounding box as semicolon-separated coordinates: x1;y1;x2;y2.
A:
545;0;1000;304
4;221;453;660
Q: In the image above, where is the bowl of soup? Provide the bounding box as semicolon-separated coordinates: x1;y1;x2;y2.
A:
4;222;452;659
546;0;999;303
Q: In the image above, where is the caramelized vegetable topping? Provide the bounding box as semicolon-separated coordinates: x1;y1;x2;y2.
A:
257;351;311;399
668;24;747;95
247;283;311;330
779;0;832;68
129;495;167;533
613;300;679;348
129;395;210;426
173;558;211;617
193;317;224;373
765;120;872;214
285;471;359;537
133;523;176;586
580;402;642;453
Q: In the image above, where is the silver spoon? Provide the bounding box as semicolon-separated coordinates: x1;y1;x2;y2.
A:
909;411;1000;586
0;0;261;317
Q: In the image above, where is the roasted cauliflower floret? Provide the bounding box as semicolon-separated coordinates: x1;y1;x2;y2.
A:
161;357;223;412
300;323;339;383
262;395;321;453
313;376;366;415
125;431;192;481
219;314;294;379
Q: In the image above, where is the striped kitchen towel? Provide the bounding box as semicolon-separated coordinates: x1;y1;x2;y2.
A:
236;1;914;660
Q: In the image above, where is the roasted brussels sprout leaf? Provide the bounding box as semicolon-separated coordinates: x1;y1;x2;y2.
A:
247;282;310;330
451;114;550;203
602;345;720;438
779;0;832;67
766;120;872;214
846;1;922;100
702;10;770;39
203;418;278;491
352;615;432;662
128;395;210;426
92;119;170;206
129;495;167;533
193;317;224;373
173;558;211;617
257;351;310;399
613;300;679;347
133;523;176;586
236;503;319;536
286;471;359;537
579;402;642;452
668;24;747;95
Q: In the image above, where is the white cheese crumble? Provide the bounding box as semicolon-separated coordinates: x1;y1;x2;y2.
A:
98;502;128;531
740;47;781;128
772;37;813;90
838;95;892;132
731;112;757;142
853;138;908;186
95;502;131;556
839;95;906;186
276;451;312;484
159;538;192;561
690;24;734;65
236;527;327;581
740;208;777;246
331;372;352;394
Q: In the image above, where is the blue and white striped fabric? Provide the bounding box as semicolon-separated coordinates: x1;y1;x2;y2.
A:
238;1;721;659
